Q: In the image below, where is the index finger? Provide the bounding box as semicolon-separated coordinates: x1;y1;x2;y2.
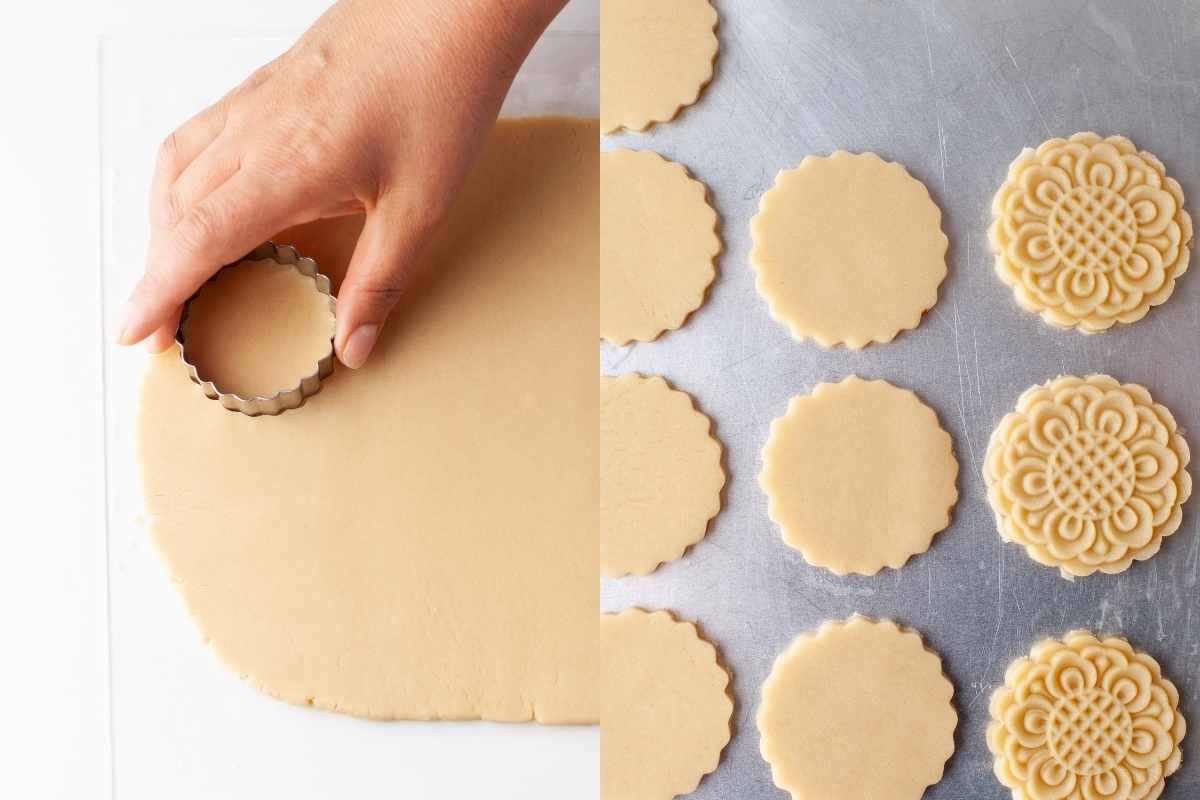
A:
118;169;312;346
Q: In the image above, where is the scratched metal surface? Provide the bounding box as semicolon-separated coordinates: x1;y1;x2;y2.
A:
599;1;1200;797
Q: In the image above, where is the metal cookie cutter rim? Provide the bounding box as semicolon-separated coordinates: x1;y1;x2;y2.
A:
175;241;337;417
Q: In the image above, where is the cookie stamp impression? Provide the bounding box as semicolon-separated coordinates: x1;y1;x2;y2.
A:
760;377;958;575
984;375;1191;578
758;617;957;800
750;151;948;348
989;630;1185;800
602;609;731;800
601;148;720;345
600;0;718;134
990;132;1192;332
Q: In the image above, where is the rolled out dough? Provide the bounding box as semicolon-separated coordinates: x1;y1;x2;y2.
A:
138;117;599;722
600;0;718;134
750;151;948;348
180;257;334;399
602;608;731;800
759;377;958;575
601;373;724;577
758;617;957;800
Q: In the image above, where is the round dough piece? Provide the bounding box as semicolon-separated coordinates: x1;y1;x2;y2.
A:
602;608;731;800
759;376;958;575
990;132;1193;332
750;151;948;348
601;148;720;345
180;258;334;399
988;630;1185;800
758;617;957;800
600;0;718;134
984;374;1191;578
601;373;724;576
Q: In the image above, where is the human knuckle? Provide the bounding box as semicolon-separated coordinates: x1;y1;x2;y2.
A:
156;187;189;227
357;281;405;304
175;203;223;255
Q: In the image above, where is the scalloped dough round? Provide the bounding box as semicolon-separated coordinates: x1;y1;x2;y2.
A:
989;132;1192;333
602;609;731;800
760;377;958;575
758;617;957;800
750;151;948;348
983;374;1191;578
601;373;724;576
601;148;720;344
600;0;718;134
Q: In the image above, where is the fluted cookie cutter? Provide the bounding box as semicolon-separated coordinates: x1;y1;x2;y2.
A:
175;241;337;417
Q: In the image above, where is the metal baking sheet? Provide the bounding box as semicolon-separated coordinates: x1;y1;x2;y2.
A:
600;1;1200;797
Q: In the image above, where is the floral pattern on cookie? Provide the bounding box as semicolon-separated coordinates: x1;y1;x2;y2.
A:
984;375;1190;578
990;132;1192;332
988;631;1185;800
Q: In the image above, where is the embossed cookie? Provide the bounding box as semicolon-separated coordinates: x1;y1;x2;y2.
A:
601;373;724;577
602;608;732;800
601;148;720;345
758;617;957;800
750;151;948;349
984;375;1191;578
989;630;1186;800
600;0;718;134
760;377;958;575
990;132;1192;332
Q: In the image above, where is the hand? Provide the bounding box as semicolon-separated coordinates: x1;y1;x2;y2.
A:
116;0;565;367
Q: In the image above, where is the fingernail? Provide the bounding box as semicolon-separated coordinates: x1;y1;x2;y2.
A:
340;324;379;369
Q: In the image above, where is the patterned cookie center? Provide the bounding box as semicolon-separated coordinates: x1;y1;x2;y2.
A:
1047;431;1136;521
1046;688;1133;776
1048;186;1138;274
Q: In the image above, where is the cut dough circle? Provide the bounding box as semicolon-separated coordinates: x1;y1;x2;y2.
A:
760;376;958;575
139;118;599;723
602;608;731;800
990;132;1193;332
984;374;1191;578
988;630;1185;800
601;373;724;577
750;151;948;348
600;0;718;134
601;148;720;345
180;258;334;400
758;616;957;800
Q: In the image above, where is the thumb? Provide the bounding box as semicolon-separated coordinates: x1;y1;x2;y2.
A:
334;197;436;369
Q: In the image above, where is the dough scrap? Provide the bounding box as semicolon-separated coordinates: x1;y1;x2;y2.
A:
750;151;948;348
601;373;724;577
988;630;1185;800
600;0;718;134
758;616;956;800
990;132;1193;332
984;374;1191;578
601;148;719;345
180;257;334;399
602;608;731;800
759;376;958;575
138;117;599;723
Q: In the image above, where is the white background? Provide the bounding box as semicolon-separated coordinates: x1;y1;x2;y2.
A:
0;2;597;798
